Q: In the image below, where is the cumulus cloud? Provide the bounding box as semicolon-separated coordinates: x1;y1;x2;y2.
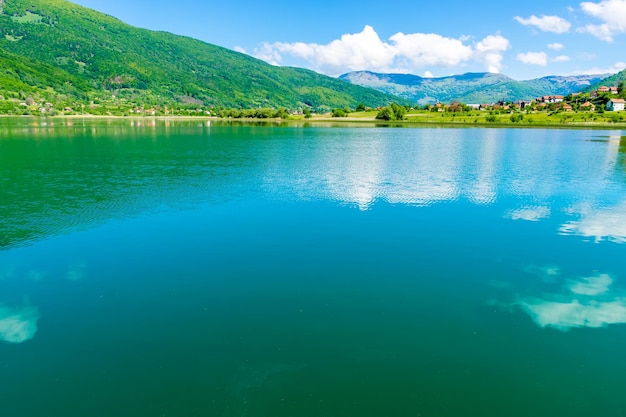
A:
473;35;511;73
514;15;572;33
560;200;626;243
547;42;565;50
517;273;626;331
0;304;40;344
389;32;473;68
516;51;548;66
252;26;510;76
579;0;626;42
255;25;395;74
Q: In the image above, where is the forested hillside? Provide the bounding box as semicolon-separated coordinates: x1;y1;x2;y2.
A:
0;0;402;115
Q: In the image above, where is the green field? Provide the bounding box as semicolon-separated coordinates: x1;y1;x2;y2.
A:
302;108;626;128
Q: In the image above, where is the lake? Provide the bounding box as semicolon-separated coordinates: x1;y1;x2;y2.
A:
1;118;626;417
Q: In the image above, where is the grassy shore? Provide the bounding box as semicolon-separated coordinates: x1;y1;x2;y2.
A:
300;109;626;128
3;109;626;129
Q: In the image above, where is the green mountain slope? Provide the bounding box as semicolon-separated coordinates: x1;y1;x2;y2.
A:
584;68;626;92
339;71;610;105
0;0;402;113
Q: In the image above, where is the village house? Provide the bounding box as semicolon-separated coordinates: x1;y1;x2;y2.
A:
580;101;595;111
591;85;620;98
536;95;564;104
607;98;626;111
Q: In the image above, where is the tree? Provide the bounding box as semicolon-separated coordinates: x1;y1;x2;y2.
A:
618;81;626;99
375;107;394;121
355;103;366;112
390;103;406;120
332;108;347;117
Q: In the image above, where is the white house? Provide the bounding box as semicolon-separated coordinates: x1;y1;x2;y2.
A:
607;98;625;111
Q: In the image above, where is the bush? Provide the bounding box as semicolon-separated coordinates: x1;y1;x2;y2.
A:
375;107;394;121
376;103;406;121
332;108;347;117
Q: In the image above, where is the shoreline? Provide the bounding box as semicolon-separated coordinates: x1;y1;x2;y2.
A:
1;113;625;130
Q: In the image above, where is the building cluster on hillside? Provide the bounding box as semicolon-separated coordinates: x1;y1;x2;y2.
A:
530;85;625;111
442;84;625;113
585;85;626;111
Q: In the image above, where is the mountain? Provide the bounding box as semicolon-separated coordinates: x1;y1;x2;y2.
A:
0;0;403;113
339;71;610;105
584;68;626;92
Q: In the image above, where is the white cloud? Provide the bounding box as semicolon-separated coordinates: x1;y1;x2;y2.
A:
547;42;565;50
552;55;571;62
578;22;615;41
560;200;626;243
0;304;39;344
252;26;510;76
517;51;549;66
505;206;550;221
579;0;626;42
389;32;473;68
423;71;434;78
514;15;572;33
517;273;626;331
255;25;396;75
473;35;511;73
566;61;626;75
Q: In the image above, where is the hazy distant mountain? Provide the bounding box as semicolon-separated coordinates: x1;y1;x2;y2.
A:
339;71;611;104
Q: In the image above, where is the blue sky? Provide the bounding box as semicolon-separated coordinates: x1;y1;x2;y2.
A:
71;0;626;80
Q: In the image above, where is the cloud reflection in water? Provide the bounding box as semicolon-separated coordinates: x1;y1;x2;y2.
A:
0;304;40;344
517;273;626;331
504;206;551;222
560;201;626;243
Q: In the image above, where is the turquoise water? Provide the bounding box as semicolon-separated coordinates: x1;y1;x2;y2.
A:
1;118;626;416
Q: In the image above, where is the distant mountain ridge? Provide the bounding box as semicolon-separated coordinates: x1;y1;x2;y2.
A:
0;0;403;112
339;71;611;104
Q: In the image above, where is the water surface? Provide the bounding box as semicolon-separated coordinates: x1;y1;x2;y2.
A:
1;118;626;416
